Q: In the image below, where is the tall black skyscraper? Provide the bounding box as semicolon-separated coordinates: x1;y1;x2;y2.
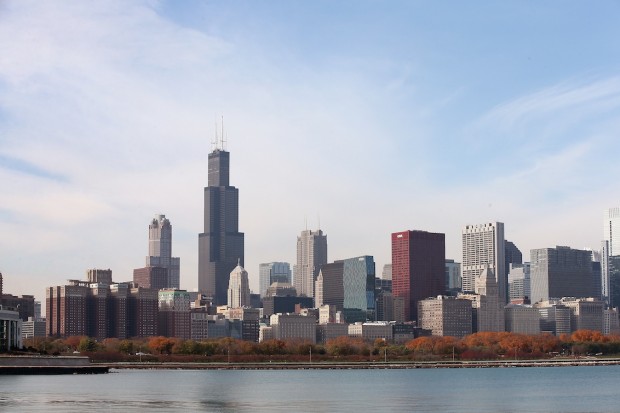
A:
198;148;244;305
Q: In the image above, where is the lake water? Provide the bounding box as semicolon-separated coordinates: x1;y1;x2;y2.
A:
1;366;620;412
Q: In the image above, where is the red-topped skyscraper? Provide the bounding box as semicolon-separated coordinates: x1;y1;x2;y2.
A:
391;230;445;322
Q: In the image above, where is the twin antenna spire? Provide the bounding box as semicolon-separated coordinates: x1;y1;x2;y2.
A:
211;115;227;151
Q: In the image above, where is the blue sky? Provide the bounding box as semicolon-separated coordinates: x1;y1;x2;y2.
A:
1;0;620;299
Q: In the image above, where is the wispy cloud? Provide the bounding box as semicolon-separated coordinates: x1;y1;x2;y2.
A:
479;76;620;130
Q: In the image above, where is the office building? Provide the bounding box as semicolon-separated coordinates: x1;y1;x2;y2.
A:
269;313;316;343
418;296;472;338
382;264;392;280
604;308;620;335
133;266;168;290
86;269;112;285
227;262;251;308
348;321;393;342
445;259;461;292
293;229;328;298
316;256;376;322
561;297;604;333
508;263;531;302
462;222;506;303
530;246;595;304
473;267;504;332
127;284;159;338
392;230;445;322
198;146;245;305
21;316;46;340
259;262;291;298
504;240;522;282
145;214;181;289
604;207;620;257
535;300;572;336
504;304;540;335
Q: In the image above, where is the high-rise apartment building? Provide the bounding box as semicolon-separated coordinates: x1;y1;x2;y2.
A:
146;214;180;289
462;222;506;303
530;246;594;304
227;263;251;308
604;207;620;257
258;262;291;298
293;229;327;298
158;289;191;339
198;147;244;305
392;230;445;322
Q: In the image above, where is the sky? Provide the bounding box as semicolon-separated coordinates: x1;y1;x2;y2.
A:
2;1;620;301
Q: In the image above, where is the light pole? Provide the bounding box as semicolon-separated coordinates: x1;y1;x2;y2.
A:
309;346;312;363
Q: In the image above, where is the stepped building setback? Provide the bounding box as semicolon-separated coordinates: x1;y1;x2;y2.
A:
198;143;245;305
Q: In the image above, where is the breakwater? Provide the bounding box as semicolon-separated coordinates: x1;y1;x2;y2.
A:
0;355;109;374
101;357;620;370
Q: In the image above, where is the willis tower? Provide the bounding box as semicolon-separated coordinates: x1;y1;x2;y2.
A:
198;137;244;305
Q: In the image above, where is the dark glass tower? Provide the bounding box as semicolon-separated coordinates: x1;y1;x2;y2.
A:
198;149;244;305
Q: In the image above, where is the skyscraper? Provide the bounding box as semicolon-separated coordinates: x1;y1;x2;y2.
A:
198;147;244;305
259;262;291;298
530;246;594;304
392;230;445;322
462;222;506;303
146;214;180;289
604;207;620;257
228;262;251;308
293;229;327;298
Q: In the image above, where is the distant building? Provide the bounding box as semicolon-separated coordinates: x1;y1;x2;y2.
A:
535;300;571;336
293;229;328;298
462;222;506;303
530;246;595;304
0;306;22;351
418;296;472;338
269;313;316;343
382;264;392;280
259;262;291;298
348;321;393;342
560;297;604;333
445;259;461;293
504;304;540;335
473;267;504;332
265;282;297;298
227;263;251;308
315;256;375;322
133;266;168;290
22;316;46;340
604;308;620;336
316;323;349;344
508;263;531;302
262;296;314;318
127;284;159;338
504;240;522;291
158;289;190;339
146;215;181;289
86;269;112;285
604;207;620;257
392;230;445;322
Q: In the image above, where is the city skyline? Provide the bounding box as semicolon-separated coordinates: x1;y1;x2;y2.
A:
2;2;620;298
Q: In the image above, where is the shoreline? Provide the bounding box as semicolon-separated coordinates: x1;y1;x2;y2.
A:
100;358;620;370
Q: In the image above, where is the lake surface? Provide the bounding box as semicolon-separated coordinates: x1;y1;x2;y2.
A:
1;366;620;412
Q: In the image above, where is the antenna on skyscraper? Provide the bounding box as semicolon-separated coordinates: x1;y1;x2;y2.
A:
221;115;227;151
318;213;321;230
212;118;218;151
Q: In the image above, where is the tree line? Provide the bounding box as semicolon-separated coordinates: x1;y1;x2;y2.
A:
21;330;620;362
